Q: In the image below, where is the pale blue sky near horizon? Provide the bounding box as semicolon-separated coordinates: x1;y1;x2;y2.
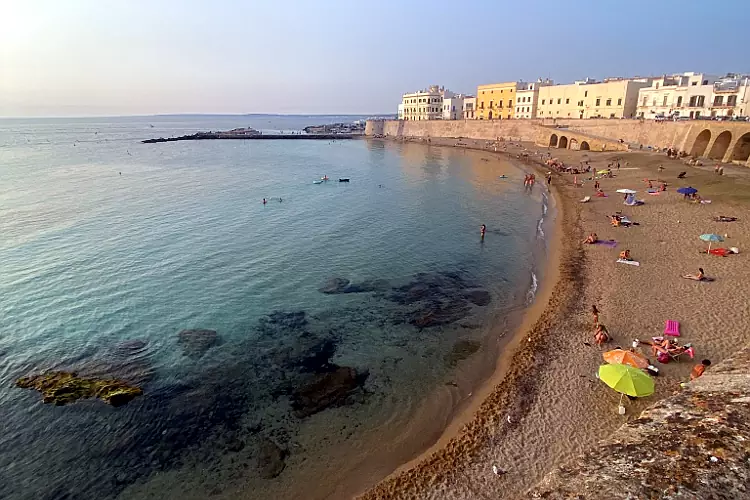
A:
1;0;749;117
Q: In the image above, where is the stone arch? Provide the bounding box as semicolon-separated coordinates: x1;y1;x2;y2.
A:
569;138;579;150
580;141;590;150
708;131;732;160
690;129;711;157
731;132;750;162
559;136;568;149
549;134;558;147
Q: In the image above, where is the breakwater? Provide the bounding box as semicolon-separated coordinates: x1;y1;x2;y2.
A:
142;133;355;143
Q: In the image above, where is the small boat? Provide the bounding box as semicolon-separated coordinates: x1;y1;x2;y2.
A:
338;178;350;183
313;180;323;184
321;176;329;181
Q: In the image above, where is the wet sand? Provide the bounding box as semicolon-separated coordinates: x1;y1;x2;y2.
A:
359;139;750;499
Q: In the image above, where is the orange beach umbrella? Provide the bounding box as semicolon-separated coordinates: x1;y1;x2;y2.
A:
603;349;649;369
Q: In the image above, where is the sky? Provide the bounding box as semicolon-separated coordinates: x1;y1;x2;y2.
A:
1;0;749;117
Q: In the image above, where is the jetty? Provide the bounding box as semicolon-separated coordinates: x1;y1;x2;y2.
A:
142;132;355;144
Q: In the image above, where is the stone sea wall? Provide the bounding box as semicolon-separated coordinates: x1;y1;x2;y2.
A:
530;347;750;499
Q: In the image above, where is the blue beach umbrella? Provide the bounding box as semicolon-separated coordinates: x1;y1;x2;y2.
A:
700;233;724;251
677;187;698;195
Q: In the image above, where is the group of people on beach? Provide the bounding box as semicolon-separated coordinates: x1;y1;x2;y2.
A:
523;174;536;190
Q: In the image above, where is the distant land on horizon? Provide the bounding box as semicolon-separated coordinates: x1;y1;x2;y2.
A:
0;113;395;121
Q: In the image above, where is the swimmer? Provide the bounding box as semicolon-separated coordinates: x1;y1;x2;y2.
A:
480;224;487;240
263;198;267;205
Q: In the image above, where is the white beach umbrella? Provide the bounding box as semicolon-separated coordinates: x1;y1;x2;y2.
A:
616;189;637;194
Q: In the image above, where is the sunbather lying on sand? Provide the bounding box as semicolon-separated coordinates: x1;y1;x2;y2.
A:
700;247;738;257
618;249;633;261
594;324;610;347
583;233;598;244
714;216;738;222
683;267;706;281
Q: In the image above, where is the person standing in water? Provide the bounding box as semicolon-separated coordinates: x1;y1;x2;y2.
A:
263;198;267;205
480;224;486;240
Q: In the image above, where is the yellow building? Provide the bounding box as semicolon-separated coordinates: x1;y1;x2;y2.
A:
536;78;652;120
476;82;518;120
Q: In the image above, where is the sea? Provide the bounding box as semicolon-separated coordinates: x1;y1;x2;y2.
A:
0;115;551;499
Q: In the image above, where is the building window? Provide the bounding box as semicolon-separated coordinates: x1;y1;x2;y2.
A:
610;113;615;118
697;95;705;107
595;98;601;106
691;82;697;86
480;102;484;109
557;98;561;104
677;96;682;106
713;96;723;106
689;96;697;107
541;99;545;105
617;98;622;105
728;95;738;106
489;100;493;108
584;91;588;97
662;96;668;106
702;80;708;85
606;98;612;106
498;101;503;108
642;96;648;106
508;100;512;107
566;98;570;104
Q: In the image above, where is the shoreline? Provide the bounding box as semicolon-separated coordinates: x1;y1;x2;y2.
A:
357;137;578;498
360;136;750;499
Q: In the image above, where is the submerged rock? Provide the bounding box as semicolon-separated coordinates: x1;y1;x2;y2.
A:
318;277;351;294
465;290;491;306
16;371;143;407
257;438;287;478
177;329;218;358
444;339;482;367
266;311;307;330
286;337;338;373
409;298;472;328
292;366;368;417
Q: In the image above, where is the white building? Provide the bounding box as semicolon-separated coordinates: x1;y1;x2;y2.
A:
636;72;721;120
400;85;455;121
442;94;468;120
397;103;405;120
514;79;553;119
711;75;750;119
463;96;476;119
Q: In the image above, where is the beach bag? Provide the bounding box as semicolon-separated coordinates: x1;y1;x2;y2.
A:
657;351;670;364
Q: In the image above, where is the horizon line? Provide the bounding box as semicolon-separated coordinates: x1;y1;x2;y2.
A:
0;112;396;120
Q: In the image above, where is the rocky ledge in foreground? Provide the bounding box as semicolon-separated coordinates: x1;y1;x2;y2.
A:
530;347;750;499
16;371;143;407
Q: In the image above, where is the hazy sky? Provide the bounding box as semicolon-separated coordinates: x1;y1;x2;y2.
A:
2;0;749;117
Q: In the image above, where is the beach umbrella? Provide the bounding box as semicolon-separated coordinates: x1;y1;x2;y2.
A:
677;187;698;195
598;364;654;398
616;189;637;194
700;233;724;252
603;349;649;369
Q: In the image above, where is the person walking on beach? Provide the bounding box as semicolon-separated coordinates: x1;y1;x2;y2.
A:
591;304;600;326
690;359;711;380
523;174;529;189
546;172;552;185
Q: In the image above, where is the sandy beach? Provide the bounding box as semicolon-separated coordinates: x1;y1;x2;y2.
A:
359;138;750;499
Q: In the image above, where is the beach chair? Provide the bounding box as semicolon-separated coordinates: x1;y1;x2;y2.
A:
669;345;695;362
664;320;680;337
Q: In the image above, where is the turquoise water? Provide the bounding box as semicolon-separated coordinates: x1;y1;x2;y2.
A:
0;116;545;499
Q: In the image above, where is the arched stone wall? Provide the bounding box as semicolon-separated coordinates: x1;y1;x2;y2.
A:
731;133;750;162
708;131;732;160
549;134;558;147
690;130;711;157
559;136;568;149
580;141;590;150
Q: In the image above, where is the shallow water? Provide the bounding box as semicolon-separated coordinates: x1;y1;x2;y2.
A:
0;116;545;499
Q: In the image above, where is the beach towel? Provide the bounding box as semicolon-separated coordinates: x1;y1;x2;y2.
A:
664;320;680;337
593;238;617;247
580;196;591;203
595;192;607;197
617;259;640;266
700;200;712;204
647;190;660;195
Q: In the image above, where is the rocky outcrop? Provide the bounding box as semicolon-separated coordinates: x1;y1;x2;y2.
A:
465;290;491;306
177;329;218;358
257;438;287;478
530;347;750;499
292;366;368;418
16;371;143;407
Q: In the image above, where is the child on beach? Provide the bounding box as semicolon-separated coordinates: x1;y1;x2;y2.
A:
594;323;610;347
591;305;600;325
690;359;711;380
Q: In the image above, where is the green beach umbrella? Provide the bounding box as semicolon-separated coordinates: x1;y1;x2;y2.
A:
598;364;654;398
